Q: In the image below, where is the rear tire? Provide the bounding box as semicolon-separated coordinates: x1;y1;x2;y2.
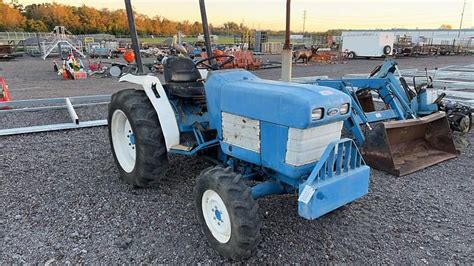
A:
457;114;472;133
194;166;262;260
347;51;356;59
108;89;168;187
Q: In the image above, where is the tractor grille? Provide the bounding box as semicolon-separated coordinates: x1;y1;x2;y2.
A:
286;121;343;166
222;112;260;153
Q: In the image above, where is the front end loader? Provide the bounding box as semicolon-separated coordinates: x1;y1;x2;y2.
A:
299;59;462;176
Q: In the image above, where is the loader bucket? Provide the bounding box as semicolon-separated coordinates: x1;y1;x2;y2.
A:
362;112;458;176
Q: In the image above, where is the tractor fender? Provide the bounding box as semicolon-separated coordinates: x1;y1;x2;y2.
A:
119;74;180;151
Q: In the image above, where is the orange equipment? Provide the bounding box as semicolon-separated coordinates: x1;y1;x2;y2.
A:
200;49;234;69
199;50;262;70
124;50;135;64
213;49;224;57
233;51;262;70
310;51;333;64
310;50;346;65
0;77;12;103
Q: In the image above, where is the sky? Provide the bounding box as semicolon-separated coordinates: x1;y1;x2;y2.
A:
18;0;474;31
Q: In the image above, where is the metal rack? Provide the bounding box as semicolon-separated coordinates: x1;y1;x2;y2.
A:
0;95;110;136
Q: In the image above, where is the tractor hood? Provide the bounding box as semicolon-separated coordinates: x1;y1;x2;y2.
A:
205;69;351;129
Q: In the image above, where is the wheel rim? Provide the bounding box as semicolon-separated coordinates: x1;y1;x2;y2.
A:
111;109;136;173
459;116;471;133
202;189;231;243
109;66;122;77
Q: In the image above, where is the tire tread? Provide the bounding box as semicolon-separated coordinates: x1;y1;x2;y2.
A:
108;89;168;187
194;166;262;260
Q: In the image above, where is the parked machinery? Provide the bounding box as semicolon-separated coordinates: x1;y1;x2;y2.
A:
108;0;371;260
298;59;466;176
0;77;12;102
342;32;394;58
369;59;472;134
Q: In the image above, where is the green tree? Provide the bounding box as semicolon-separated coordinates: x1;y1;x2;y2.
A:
23;19;47;32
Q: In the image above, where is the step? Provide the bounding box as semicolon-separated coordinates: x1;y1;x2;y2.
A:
170;144;193;151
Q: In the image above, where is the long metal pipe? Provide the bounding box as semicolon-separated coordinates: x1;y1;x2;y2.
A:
284;0;291;49
199;0;214;65
65;98;79;125
0;120;107;136
124;0;144;74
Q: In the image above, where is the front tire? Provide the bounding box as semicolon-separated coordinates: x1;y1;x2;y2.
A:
194;166;262;260
108;89;168;187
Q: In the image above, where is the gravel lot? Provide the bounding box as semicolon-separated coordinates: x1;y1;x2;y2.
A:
1;56;473;263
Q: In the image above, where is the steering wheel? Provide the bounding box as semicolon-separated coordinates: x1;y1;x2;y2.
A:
195;55;235;70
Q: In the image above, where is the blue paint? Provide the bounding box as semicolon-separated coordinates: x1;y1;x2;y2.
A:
129;134;136;145
156;66;372;220
298;63;441;147
260;121;316;179
371;59;440;115
251;180;289;199
169;98;210;133
168;139;219;155
297;138;370;220
214;208;222;221
205;69;352;130
219;142;261;165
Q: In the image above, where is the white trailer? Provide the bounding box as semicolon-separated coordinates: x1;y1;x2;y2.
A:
342;32;395;58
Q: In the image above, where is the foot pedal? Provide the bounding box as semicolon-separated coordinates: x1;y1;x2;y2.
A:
170;144;193;152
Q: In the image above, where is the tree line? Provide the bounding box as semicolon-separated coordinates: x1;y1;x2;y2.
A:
0;1;257;36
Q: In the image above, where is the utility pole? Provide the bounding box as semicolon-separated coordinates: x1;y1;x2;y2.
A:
281;0;292;82
302;10;307;35
458;0;466;38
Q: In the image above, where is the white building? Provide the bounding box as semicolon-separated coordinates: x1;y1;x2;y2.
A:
342;29;474;47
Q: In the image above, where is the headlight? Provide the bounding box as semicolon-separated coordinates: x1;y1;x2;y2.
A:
311;108;323;120
339;103;349;115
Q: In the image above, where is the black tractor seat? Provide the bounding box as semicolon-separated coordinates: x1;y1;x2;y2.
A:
164;82;205;98
163;56;205;99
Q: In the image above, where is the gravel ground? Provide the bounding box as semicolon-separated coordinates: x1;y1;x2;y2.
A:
1;56;473;263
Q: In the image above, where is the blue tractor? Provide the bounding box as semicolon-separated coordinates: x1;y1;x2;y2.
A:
109;0;370;260
108;56;370;259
